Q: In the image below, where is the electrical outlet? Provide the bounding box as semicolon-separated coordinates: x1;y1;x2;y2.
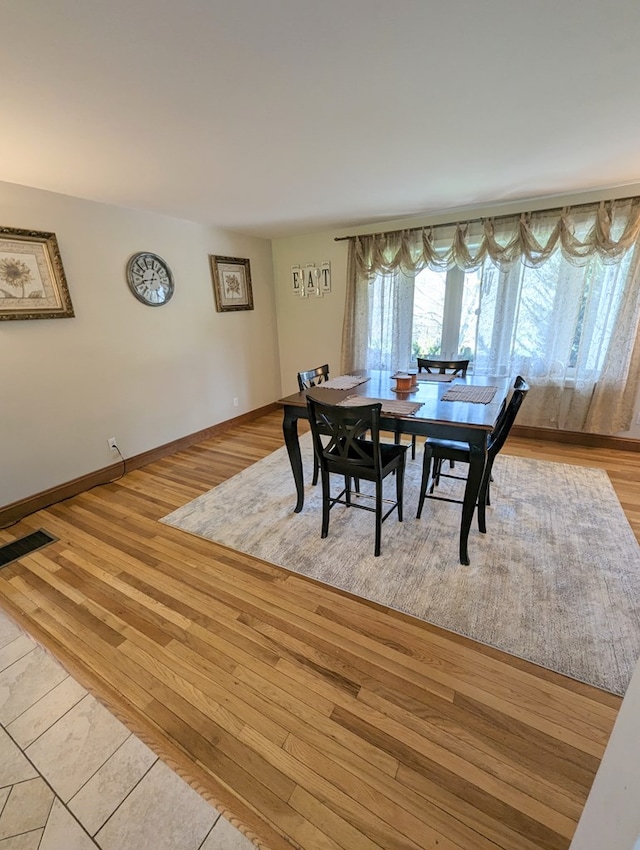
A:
233;397;239;407
107;437;118;451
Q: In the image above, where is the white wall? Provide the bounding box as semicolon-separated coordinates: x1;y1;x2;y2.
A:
1;181;281;507
570;658;640;850
273;232;349;395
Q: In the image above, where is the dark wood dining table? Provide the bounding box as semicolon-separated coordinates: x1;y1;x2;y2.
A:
277;369;512;565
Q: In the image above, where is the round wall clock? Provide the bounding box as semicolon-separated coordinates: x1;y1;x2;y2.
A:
126;252;174;306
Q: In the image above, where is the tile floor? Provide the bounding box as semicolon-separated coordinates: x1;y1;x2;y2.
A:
0;608;256;849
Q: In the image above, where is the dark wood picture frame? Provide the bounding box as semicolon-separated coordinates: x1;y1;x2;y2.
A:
209;255;254;312
0;226;74;321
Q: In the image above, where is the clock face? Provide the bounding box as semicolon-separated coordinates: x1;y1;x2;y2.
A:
126;252;174;306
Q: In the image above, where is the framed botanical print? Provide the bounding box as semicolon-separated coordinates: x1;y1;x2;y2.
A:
0;226;74;320
209;255;254;312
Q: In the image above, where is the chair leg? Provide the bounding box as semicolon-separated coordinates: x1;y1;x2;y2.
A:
312;453;319;486
344;475;352;506
396;459;405;522
392;430;403;475
395;433;416;460
477;459;494;533
320;471;330;539
374;479;382;557
477;473;488;534
416;446;433;519
430;457;442;492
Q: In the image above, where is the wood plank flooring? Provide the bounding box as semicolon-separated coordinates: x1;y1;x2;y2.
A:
0;412;635;850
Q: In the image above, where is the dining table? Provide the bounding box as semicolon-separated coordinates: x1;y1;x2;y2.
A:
277;369;513;565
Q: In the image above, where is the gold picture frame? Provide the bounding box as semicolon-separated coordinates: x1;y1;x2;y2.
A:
209;255;254;312
0;226;74;321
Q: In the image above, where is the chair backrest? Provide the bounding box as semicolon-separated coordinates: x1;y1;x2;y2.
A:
306;396;382;476
417;357;469;376
297;364;330;392
488;375;529;459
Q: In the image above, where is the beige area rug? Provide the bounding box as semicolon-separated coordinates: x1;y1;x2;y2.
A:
161;434;640;696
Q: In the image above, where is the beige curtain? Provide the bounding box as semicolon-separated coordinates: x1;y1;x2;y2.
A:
347;197;640;278
583;247;640;433
341;197;640;433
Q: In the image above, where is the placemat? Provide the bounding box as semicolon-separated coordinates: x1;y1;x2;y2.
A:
441;384;498;404
336;396;424;416
416;373;455;382
321;375;371;390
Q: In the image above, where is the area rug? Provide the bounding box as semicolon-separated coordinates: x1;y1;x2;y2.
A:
161;434;640;695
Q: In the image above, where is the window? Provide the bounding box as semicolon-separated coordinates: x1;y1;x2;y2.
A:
370;249;635;381
348;198;640;433
412;267;480;366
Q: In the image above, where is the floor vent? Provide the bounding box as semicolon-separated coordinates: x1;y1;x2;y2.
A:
0;530;58;569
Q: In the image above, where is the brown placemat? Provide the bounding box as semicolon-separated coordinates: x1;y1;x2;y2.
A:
321;374;371;390
336;396;423;416
416;373;455;382
441;385;498;404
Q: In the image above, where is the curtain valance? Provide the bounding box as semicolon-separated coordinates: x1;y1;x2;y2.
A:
351;197;640;277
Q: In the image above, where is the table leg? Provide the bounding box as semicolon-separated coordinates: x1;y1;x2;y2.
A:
459;441;487;565
282;407;305;513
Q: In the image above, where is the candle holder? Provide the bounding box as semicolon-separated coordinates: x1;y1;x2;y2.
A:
392;372;413;392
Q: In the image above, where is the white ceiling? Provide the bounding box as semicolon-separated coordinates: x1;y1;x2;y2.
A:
2;0;640;239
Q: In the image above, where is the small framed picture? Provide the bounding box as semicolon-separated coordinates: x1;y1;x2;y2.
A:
0;226;74;321
210;255;253;312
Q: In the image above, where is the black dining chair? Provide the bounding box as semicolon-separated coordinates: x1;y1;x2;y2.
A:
297;364;330;392
416;375;529;533
306;395;408;556
297;364;330;484
396;357;470;460
417;357;470;377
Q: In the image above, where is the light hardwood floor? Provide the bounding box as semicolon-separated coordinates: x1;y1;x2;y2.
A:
1;411;637;850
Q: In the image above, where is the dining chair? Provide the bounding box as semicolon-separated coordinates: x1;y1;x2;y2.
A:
306;395;408;556
417;357;470;376
297;364;330;392
297;364;330;484
396;357;470;460
416;375;529;533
